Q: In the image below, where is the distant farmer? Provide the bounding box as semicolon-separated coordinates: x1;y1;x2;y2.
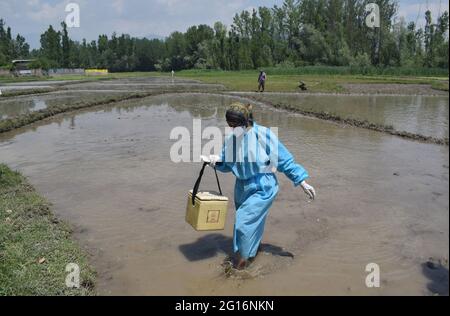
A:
257;70;267;92
298;80;307;91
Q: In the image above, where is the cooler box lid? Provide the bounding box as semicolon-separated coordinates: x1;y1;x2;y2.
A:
188;190;229;201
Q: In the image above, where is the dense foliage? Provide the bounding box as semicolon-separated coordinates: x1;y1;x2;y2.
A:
1;0;448;71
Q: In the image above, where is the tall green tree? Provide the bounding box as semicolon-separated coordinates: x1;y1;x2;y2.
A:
0;19;30;66
40;25;62;67
3;0;447;72
61;22;70;67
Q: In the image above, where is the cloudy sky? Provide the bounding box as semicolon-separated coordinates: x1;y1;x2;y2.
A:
1;0;448;48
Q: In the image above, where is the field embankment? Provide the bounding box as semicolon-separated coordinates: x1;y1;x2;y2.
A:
0;164;95;296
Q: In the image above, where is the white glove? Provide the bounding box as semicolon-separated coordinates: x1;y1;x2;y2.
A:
301;181;316;200
200;155;221;167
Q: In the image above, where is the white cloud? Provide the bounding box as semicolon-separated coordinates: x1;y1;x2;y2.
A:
397;1;449;27
26;0;40;7
112;0;125;15
26;2;65;22
3;0;278;40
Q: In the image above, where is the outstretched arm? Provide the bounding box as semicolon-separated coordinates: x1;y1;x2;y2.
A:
265;128;316;200
277;140;309;186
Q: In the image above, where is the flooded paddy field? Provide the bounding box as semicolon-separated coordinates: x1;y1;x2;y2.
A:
235;92;449;140
0;76;225;95
0;77;225;120
59;77;225;92
0;91;135;119
0;82;58;92
0;86;448;296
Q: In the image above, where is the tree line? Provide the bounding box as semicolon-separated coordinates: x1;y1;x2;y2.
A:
1;0;449;72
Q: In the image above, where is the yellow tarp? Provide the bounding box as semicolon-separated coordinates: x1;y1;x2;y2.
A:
85;69;109;75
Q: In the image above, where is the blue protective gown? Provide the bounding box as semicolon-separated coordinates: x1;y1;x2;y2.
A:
215;122;309;259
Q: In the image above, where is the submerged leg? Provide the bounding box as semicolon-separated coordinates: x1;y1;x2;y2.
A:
232;175;278;269
235;254;249;270
233;191;277;262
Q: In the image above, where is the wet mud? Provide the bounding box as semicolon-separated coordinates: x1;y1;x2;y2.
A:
0;82;448;296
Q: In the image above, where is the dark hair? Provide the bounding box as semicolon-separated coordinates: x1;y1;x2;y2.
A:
226;110;248;127
226;103;254;128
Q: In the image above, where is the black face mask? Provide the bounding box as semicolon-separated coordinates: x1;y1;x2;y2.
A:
226;110;248;128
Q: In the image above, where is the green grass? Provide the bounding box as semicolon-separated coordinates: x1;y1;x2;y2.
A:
431;80;449;91
254;66;449;76
174;69;449;93
1;67;448;94
0;164;95;296
0;76;45;84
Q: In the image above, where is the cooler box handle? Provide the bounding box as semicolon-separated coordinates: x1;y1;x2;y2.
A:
192;162;223;205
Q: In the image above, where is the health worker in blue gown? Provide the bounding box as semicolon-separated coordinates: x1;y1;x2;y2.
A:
201;102;316;270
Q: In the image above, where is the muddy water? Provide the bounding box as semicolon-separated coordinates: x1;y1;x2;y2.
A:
0;77;224;94
63;77;225;92
0;96;49;119
237;92;449;139
0;77;225;120
0;84;54;91
0;92;133;119
0;93;448;296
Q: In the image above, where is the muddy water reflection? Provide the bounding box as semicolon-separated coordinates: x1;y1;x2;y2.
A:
0;97;49;119
64;77;225;92
0;92;136;119
0;93;448;295
239;93;449;139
